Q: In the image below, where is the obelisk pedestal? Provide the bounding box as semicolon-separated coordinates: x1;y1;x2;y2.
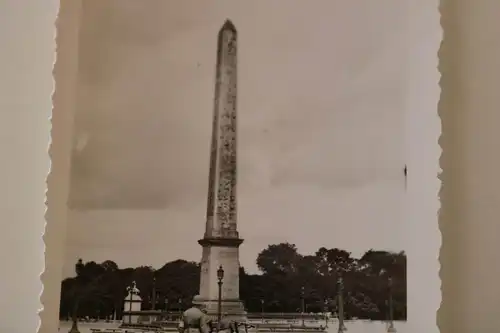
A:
193;19;246;321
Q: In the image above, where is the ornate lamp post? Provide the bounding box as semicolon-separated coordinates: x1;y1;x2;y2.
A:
324;299;329;328
300;286;305;326
387;277;397;333
337;275;346;333
68;315;80;333
217;265;225;328
68;259;85;333
164;298;169;321
260;298;265;322
151;275;157;310
68;318;80;333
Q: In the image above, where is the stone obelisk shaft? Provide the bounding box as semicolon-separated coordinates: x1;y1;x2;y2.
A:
195;19;246;319
205;20;238;240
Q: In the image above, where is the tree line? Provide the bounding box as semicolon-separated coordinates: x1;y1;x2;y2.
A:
59;243;406;321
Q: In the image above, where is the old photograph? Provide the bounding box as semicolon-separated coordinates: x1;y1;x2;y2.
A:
56;2;410;333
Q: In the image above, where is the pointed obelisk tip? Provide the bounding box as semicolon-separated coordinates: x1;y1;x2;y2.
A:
220;19;237;33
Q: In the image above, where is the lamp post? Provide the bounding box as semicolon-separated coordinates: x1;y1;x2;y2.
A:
217;265;225;329
69;259;85;333
337;275;346;333
68;314;80;333
324;299;329;328
300;286;305;326
151;276;157;310
260;298;265;322
164;298;169;320
387;277;397;333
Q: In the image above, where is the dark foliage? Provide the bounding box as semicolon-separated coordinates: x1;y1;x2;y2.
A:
59;244;406;321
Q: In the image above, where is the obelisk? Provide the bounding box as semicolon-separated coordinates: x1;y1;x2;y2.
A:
193;20;246;319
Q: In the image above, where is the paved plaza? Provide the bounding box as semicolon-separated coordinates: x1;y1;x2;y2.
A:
58;320;408;333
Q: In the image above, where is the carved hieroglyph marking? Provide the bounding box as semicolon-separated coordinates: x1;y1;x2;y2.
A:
206;21;239;239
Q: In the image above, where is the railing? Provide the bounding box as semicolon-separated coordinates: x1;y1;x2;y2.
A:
120;311;329;332
247;313;327;320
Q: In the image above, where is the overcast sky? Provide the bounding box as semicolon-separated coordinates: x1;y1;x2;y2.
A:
62;1;409;278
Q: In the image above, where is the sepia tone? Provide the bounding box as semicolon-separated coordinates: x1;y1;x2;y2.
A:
195;20;245;318
0;1;444;333
63;0;406;278
56;1;412;333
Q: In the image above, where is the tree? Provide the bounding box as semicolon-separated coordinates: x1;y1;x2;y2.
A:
101;260;119;272
64;259;113;333
256;243;303;275
357;250;407;320
59;247;407;322
156;259;199;309
99;260;122;319
315;247;356;275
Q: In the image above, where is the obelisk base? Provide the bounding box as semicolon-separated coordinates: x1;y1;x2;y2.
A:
193;296;247;321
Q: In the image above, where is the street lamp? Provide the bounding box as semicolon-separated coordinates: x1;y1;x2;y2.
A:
217;265;225;328
300;286;305;327
69;259;85;333
387;277;397;333
337;275;346;333
151;276;157;310
68;315;80;333
324;299;329;328
164;298;169;321
260;299;265;322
